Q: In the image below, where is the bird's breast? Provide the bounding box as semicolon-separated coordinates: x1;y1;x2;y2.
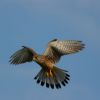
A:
36;56;54;70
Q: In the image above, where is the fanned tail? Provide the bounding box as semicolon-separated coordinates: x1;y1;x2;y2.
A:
34;66;70;89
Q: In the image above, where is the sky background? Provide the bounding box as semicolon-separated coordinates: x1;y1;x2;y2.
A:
0;0;100;100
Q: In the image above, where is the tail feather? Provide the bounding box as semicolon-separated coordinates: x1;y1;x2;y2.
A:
45;74;50;88
34;69;42;80
53;72;61;89
53;67;69;87
34;69;44;84
34;66;70;89
49;76;54;89
40;71;45;86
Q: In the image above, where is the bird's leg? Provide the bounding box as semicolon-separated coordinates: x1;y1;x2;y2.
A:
49;70;53;77
46;72;49;77
46;70;53;77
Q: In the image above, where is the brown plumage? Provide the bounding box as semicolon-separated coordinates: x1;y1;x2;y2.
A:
9;39;85;89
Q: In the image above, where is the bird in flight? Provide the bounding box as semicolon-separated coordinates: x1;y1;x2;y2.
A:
9;39;85;89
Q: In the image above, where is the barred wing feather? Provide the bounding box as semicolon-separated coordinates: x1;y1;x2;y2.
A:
43;39;85;63
9;46;37;65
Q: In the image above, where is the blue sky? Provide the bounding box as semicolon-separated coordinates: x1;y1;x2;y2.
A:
0;0;100;100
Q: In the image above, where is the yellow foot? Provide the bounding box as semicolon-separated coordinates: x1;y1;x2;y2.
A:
46;72;49;77
46;70;53;77
49;70;53;77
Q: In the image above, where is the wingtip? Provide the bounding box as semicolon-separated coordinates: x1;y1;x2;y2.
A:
22;45;29;48
22;46;26;48
49;39;58;42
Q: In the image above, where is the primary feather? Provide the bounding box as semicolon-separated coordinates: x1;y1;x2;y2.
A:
43;39;85;63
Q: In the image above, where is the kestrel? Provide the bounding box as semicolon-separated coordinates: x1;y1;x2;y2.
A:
9;39;85;89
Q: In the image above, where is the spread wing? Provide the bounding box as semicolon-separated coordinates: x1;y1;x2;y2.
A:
43;39;85;63
9;46;37;65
